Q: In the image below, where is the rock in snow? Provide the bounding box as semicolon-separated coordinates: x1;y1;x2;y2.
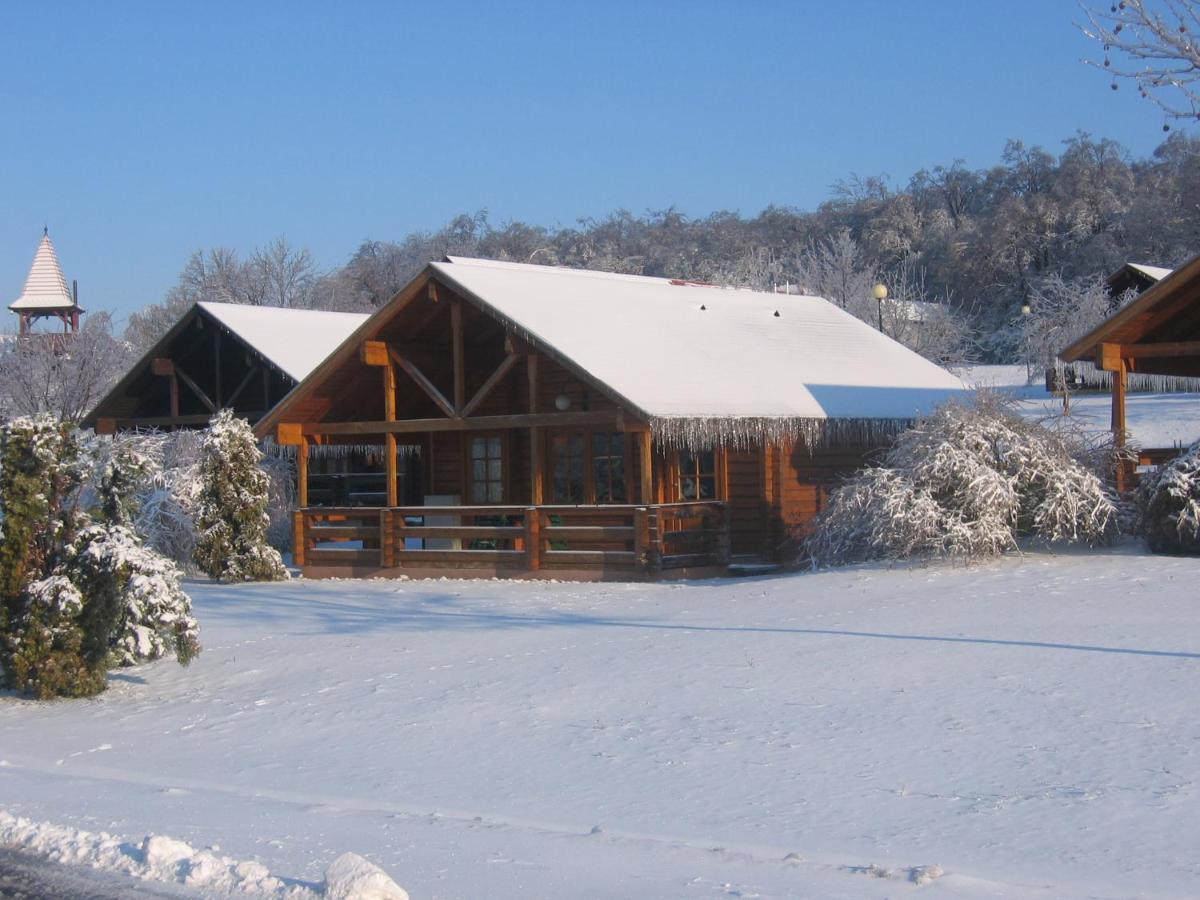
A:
323;853;410;900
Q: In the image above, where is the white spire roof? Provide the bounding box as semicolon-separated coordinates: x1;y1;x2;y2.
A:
9;231;79;312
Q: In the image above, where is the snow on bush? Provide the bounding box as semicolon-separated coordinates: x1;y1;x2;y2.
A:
64;523;200;667
128;430;203;568
1136;439;1200;555
0;808;409;899
805;395;1119;566
0;418;200;699
193;410;288;582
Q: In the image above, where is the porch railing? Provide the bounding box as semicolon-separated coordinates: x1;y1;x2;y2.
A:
293;502;730;575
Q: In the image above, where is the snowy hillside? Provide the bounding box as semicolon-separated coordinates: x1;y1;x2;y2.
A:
3;550;1200;897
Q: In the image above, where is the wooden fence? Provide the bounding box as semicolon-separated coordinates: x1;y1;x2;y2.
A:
293;502;730;577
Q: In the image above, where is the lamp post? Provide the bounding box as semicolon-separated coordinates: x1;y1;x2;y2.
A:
872;282;888;333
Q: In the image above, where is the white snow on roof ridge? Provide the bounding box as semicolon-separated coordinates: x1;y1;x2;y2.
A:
9;233;77;311
432;259;966;429
197;302;368;382
1128;263;1173;281
444;255;826;299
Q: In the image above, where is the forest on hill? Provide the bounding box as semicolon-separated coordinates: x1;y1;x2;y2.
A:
126;131;1200;366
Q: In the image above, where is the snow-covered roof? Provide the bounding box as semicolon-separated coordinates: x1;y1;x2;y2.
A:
432;257;966;442
9;232;79;312
1127;263;1172;282
198;302;368;382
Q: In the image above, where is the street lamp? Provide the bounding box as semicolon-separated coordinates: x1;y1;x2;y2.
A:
872;282;888;332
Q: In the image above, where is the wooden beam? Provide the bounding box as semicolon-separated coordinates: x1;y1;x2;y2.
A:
1113;359;1128;493
1118;340;1200;360
527;352;538;414
461;352;521;418
639;430;653;504
428;281;440;304
388;348;456;419
297;440;309;508
384;361;398;507
213;328;222;408
302;410;628;437
451;299;465;412
110;414;221;429
530;426;544;505
173;365;217;413
150;357;181;417
1098;342;1123;373
361;340;389;367
528;352;543;505
277;422;305;446
226;365;260;407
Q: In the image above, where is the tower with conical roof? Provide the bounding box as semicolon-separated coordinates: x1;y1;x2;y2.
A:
9;228;83;335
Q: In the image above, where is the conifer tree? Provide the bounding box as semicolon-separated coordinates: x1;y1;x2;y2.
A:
193;410;288;582
0;418;201;699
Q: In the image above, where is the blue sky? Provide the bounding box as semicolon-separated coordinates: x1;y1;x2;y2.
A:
0;1;1189;326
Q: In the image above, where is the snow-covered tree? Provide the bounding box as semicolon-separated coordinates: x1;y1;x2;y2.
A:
1;419;201;699
805;396;1119;566
193;411;288;582
0;418;98;697
1136;439;1200;554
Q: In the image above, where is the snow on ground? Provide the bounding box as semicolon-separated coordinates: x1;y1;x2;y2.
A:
3;549;1200;898
956;364;1200;449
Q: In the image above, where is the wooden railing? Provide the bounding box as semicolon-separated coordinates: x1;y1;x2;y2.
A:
293;502;730;576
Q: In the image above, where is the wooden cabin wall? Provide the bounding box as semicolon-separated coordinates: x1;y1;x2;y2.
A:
536;356;618;414
726;446;767;556
775;441;869;557
429;432;464;496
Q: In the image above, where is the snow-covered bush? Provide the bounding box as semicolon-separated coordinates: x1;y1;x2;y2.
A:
805;396;1119;566
260;446;297;553
1;418;201;699
193;410;288;582
1136;439;1200;555
129;430;203;568
63;523;200;667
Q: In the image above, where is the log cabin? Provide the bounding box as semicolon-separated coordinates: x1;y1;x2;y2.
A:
83;302;367;433
1059;250;1200;489
255;257;967;580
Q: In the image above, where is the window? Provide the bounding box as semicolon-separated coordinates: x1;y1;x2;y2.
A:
677;450;716;500
469;435;504;503
550;432;585;503
548;430;627;504
592;432;626;503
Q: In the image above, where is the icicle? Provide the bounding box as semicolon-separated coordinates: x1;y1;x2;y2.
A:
647;416;914;452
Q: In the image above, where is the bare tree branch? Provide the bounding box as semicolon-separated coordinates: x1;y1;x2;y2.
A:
1080;0;1200;121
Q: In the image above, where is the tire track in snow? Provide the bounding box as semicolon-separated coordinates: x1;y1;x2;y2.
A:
0;755;1077;897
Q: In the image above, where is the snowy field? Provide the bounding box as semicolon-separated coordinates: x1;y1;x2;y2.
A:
956;364;1200;450
3;549;1200;898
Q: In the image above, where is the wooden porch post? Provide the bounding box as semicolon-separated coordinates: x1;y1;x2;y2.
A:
639;431;653;504
384;359;398;507
297;439;309;508
1112;358;1128;492
451;299;465;413
292;510;306;567
525;507;542;571
528;353;543;505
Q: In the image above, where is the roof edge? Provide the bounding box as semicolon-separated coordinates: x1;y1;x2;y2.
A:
1060;252;1200;362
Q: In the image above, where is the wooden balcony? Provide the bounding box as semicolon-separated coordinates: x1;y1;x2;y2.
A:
292;502;732;580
